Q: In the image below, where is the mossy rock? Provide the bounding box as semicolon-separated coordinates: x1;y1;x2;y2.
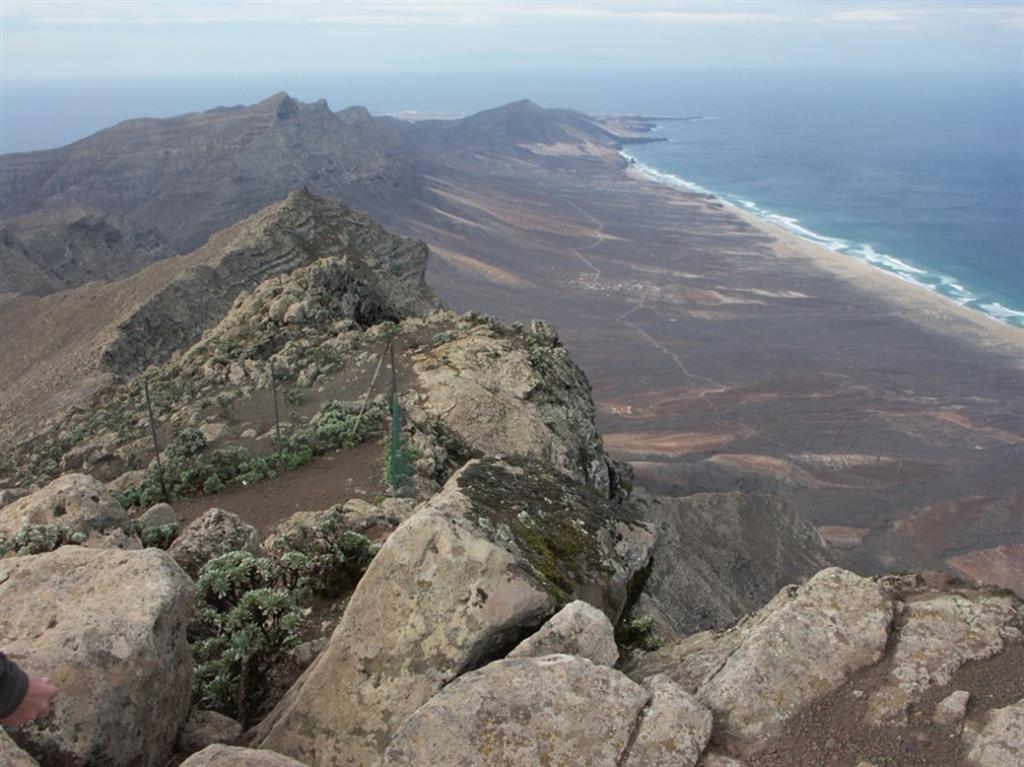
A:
456;458;651;616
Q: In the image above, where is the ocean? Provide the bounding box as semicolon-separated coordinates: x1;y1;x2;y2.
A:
3;70;1022;327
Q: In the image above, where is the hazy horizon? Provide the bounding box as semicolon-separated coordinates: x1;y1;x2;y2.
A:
2;1;1022;79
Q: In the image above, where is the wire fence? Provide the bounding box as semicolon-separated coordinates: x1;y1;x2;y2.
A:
139;339;414;506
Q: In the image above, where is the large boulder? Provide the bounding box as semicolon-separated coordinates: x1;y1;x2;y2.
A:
135;501;177;529
180;745;309;767
0;547;193;766
964;697;1024;767
252;458;653;766
412;319;612;492
378;655;650;766
0;473;134;547
508;599;618;666
168;507;260;576
628;567;893;754
624;674;713;767
636;491;837;635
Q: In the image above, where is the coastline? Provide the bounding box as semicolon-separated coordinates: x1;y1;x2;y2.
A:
622;162;1024;356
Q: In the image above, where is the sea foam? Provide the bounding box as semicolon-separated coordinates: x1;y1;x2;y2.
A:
620;150;1024;329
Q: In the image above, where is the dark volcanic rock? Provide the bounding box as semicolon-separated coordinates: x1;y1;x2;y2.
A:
0;94;623;295
0;210;173;294
0;93;419;260
636;491;838;636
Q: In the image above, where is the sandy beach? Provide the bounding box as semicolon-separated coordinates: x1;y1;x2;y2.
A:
626;164;1024;355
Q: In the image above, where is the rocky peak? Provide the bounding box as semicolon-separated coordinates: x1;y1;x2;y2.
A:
253;91;301;119
335;105;373;125
99;190;439;377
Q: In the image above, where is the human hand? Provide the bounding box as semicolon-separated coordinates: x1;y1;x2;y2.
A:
0;675;57;725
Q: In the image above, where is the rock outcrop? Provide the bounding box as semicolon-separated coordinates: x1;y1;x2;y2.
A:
866;574;1022;724
635;491;837;635
628;567;1024;759
628;568;893;754
0;547;193;766
0;473;135;547
412;320;613;492
378;655;650;766
507;600;618;666
964;697;1024;767
252;458;653;766
168;507;261;577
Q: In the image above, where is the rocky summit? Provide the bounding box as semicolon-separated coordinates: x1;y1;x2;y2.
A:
0;192;1020;767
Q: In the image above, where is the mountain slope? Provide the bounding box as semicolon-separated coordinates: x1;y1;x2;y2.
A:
0;93;421;257
0;94;624;294
0;190;439;445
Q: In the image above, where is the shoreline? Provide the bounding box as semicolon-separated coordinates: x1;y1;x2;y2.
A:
619;149;1024;338
622;162;1024;356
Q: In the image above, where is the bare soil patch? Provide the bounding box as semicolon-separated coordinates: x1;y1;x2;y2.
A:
746;640;1024;767
173;440;386;536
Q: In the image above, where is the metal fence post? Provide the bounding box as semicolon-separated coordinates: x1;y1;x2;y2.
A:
270;361;282;450
143;380;169;502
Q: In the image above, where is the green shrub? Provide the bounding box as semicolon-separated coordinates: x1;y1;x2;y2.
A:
617;615;663;651
190;551;305;725
0;524;88;557
431;331;455;347
166;427;207;459
138;523;179;550
203;474;225;495
118;406;384;508
268;509;378;598
313;400;384;450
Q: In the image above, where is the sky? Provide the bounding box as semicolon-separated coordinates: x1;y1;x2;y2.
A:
2;0;1023;78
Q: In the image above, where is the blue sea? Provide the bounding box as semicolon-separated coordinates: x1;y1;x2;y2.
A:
3;70;1023;326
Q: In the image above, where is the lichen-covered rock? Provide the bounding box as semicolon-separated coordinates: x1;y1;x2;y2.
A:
964;697;1024;766
0;547;193;766
638;491;837;635
624;674;712;767
866;583;1022;724
178;710;244;758
0;473;133;545
379;655;650;766
180;744;309;767
169;507;260;576
252;458;653;767
412;319;611;492
629;568;893;754
0;730;39;767
508;600;618;666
